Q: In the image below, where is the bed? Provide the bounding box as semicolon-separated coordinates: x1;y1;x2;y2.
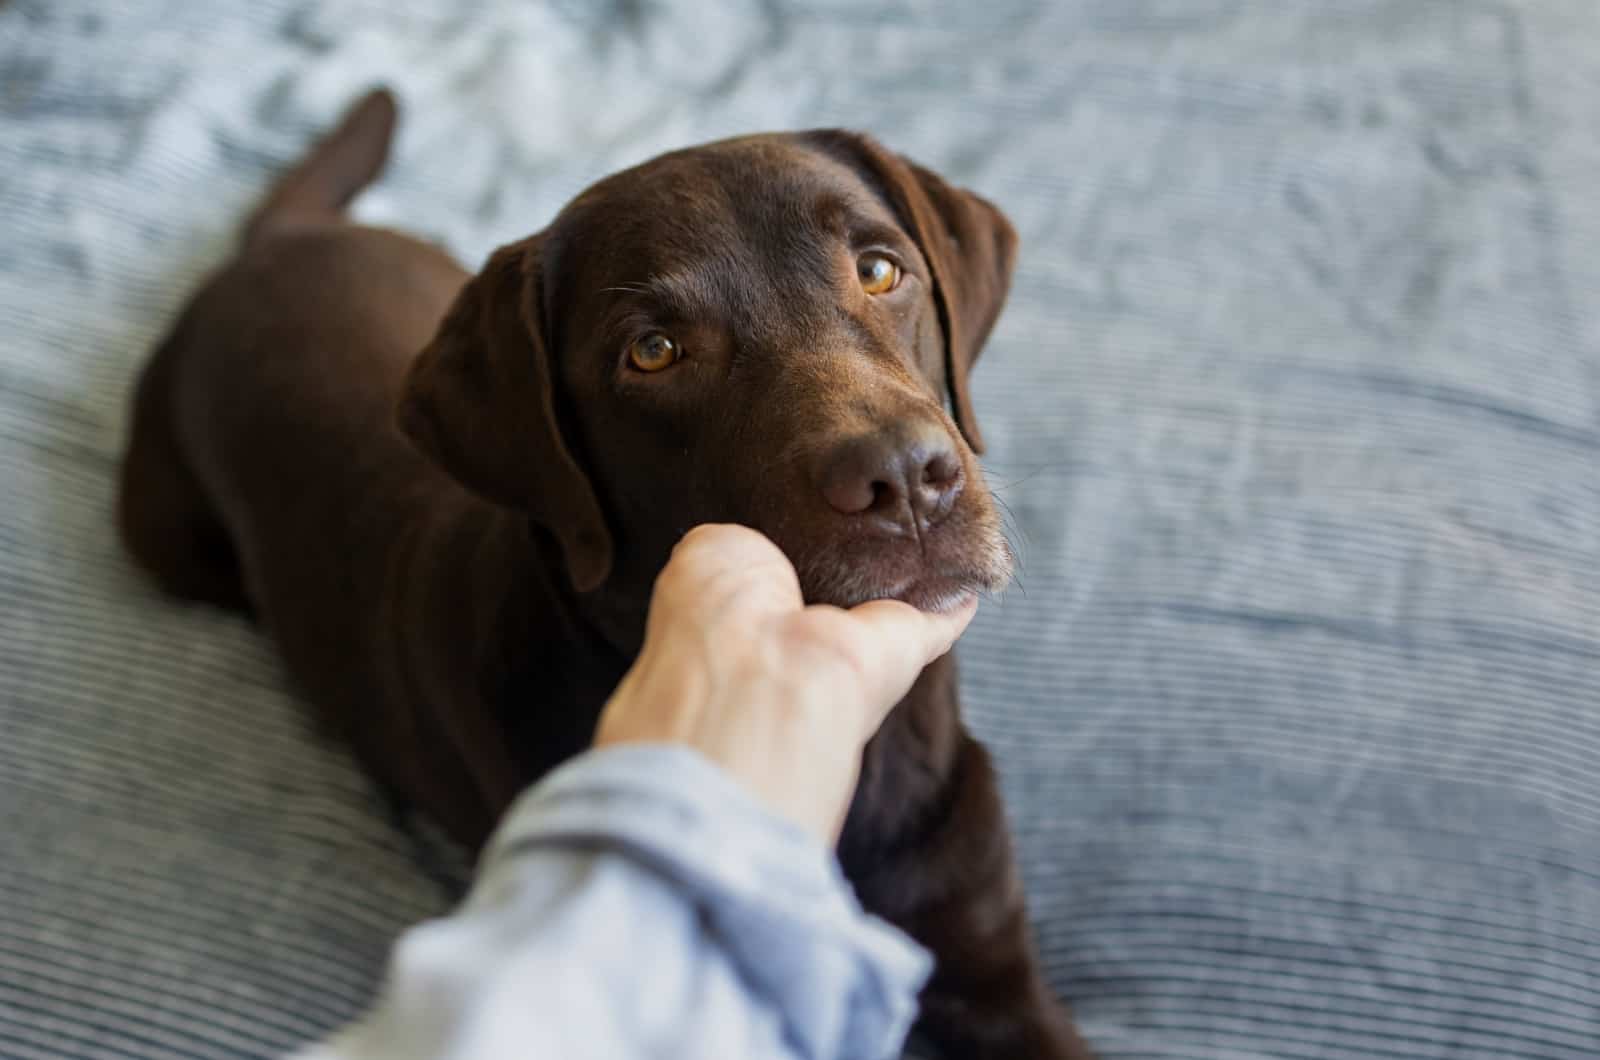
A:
3;1;1598;1056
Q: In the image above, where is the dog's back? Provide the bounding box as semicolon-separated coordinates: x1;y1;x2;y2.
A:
117;92;514;837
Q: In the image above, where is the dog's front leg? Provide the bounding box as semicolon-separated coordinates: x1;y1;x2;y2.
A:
839;662;1093;1060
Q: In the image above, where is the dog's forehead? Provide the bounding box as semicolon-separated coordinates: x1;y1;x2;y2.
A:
556;137;902;279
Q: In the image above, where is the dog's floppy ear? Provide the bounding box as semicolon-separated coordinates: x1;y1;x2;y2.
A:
810;132;1018;453
396;236;612;591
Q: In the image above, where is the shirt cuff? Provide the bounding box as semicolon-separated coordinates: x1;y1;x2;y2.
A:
481;744;932;1059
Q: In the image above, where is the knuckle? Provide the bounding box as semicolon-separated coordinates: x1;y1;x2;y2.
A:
678;524;723;550
786;612;873;683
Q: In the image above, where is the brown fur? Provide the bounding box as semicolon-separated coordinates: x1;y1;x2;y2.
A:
117;90;1092;1059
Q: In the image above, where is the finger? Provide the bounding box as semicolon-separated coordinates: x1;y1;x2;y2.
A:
848;594;978;664
655;523;803;616
829;595;979;732
670;523;786;570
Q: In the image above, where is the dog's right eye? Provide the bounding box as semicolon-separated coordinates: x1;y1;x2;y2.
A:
627;333;681;373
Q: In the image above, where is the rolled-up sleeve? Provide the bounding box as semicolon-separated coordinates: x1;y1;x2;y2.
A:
292;744;931;1060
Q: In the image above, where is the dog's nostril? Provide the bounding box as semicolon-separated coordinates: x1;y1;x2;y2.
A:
819;461;884;516
816;429;962;523
922;450;961;489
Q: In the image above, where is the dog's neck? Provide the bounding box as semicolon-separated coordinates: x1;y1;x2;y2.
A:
476;509;959;761
516;520;652;652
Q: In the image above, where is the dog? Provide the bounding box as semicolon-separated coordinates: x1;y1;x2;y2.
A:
117;89;1092;1059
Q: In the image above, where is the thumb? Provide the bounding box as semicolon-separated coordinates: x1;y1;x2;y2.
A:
839;594;979;732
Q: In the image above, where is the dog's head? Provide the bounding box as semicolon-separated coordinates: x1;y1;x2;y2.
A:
397;132;1017;613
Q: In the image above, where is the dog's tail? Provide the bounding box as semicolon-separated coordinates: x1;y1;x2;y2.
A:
243;88;399;246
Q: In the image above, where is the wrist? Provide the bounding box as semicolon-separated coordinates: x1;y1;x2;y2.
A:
594;651;711;746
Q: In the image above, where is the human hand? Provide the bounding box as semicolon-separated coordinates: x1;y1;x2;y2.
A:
593;524;977;843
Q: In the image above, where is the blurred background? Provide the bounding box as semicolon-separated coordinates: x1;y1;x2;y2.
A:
2;1;1598;1057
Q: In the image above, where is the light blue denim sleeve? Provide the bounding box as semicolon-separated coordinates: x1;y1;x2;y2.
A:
291;744;932;1060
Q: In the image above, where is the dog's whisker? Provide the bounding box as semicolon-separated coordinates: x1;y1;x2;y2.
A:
978;459;1049;474
990;467;1051;492
990;495;1030;579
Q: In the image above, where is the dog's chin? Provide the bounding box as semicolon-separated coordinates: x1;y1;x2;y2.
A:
794;538;1014;614
883;576;984;614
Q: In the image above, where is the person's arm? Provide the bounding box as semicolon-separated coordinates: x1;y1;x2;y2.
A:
295;744;929;1060
294;525;975;1060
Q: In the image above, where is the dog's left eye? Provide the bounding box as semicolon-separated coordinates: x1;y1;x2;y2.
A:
627;332;681;373
857;253;902;295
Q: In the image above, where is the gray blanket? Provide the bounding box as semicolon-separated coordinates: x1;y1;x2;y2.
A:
3;1;1598;1057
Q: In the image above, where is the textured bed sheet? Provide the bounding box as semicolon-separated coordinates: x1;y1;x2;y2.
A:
3;1;1599;1057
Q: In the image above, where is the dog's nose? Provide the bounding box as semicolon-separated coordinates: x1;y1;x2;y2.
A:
817;423;965;530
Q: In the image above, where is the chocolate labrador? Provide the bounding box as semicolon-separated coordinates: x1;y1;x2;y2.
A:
117;90;1092;1059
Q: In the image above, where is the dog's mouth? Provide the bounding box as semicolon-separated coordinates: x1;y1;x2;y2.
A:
792;540;1014;614
879;575;988;614
758;460;1016;614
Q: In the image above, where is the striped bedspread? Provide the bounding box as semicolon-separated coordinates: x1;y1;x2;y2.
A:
3;1;1598;1057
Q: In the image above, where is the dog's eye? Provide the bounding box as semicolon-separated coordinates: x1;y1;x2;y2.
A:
627;333;680;373
857;253;902;295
